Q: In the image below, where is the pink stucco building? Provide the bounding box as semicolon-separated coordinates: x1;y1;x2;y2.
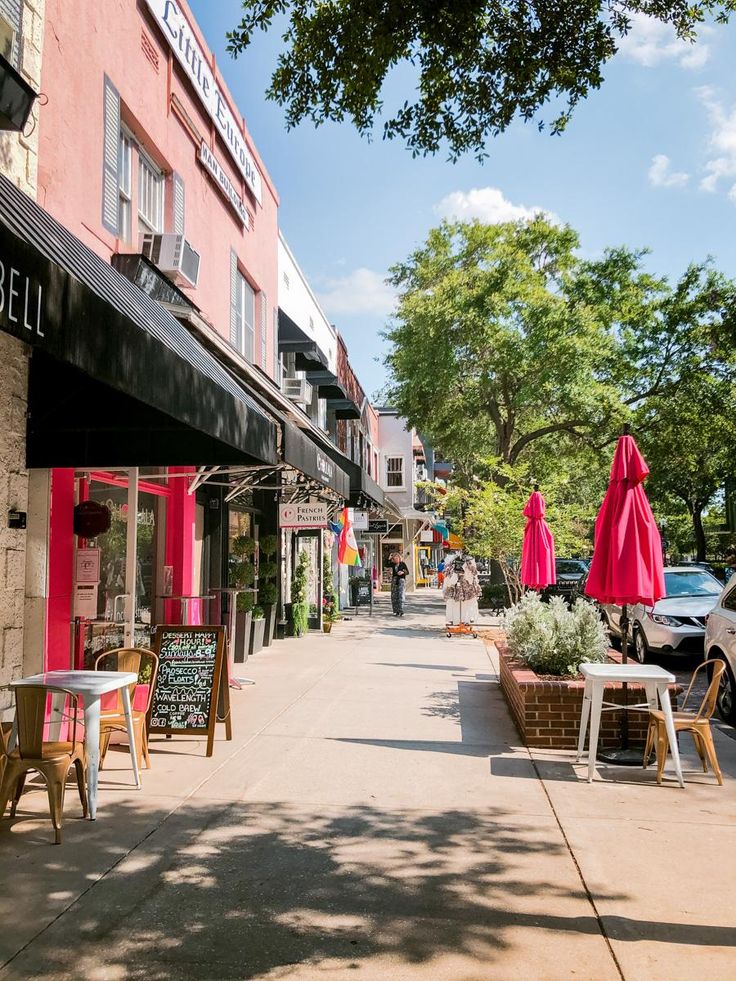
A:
38;0;279;372
32;0;283;670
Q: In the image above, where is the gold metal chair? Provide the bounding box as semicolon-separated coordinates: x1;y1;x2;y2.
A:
95;647;158;772
644;660;726;785
0;686;88;844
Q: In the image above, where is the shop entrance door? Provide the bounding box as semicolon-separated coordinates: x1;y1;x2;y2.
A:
294;531;322;630
77;468;169;665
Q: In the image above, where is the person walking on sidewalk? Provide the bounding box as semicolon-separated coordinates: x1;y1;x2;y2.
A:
388;552;409;616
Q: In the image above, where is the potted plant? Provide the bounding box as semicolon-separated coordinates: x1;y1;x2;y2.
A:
258;534;279;646
229;535;257;661
290;550;310;637
250;604;266;655
322;552;339;633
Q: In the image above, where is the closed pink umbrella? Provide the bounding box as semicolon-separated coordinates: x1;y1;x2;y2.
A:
585;430;665;623
520;486;556;589
585;427;665;758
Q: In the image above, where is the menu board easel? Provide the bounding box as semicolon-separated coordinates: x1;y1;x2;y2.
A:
149;625;231;757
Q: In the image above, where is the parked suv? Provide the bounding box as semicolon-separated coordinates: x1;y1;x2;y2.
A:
545;558;590;601
601;566;722;662
704;578;736;724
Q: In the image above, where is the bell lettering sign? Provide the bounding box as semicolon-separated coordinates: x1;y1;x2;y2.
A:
0;258;43;338
145;0;263;205
279;503;328;529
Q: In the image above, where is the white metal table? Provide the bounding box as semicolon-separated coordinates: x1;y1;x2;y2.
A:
9;670;140;819
576;663;684;788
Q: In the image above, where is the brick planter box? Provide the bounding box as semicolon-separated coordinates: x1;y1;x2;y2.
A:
498;641;678;750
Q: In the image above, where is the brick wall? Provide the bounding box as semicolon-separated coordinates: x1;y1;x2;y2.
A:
498;643;677;750
0;0;44;709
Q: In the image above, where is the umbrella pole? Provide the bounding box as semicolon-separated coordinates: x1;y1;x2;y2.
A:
620;603;630;750
598;602;643;765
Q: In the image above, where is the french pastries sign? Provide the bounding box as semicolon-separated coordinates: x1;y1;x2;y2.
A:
278;503;328;529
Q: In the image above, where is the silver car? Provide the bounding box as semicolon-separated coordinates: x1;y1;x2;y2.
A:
704;578;736;724
602;566;723;662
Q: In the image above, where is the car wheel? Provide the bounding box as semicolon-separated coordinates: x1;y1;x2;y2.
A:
633;625;648;664
712;657;736;725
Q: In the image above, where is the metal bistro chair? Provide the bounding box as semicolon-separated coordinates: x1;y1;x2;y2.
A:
95;647;159;773
0;686;88;844
644;659;726;786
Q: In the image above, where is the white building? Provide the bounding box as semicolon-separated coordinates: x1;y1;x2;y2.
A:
376;408;437;589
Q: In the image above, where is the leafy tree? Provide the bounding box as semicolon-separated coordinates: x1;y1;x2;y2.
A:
432;464;594;601
384;219;736;486
637;375;736;560
384;218;622;480
226;1;729;160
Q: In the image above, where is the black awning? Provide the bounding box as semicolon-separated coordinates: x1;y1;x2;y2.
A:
316;442;385;509
278;309;328;372
327;398;361;420
0;175;277;467
283;424;350;499
303;369;345;400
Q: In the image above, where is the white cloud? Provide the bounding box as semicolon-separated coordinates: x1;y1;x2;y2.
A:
648;153;689;189
434;187;558;225
315;268;396;317
696;86;736;198
618;13;710;69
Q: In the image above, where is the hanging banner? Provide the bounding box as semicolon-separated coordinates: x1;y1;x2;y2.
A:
352;510;369;531
279;502;328;529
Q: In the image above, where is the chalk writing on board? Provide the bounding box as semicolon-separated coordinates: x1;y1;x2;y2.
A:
150;628;221;732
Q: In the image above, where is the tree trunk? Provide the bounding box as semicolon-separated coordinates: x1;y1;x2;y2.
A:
692;507;707;562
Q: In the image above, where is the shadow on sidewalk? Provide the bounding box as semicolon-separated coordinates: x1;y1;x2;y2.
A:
0;799;637;978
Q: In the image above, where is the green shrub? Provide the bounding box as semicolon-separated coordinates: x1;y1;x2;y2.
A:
260;534;278;557
291;602;309;636
231;535;257;559
252;605;264;620
480;583;509;609
259;581;278;606
504;592;608;676
291;550;311;637
236;592;254;613
259;560;278;580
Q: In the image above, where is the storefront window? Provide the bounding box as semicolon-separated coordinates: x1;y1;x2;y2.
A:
77;472;168;664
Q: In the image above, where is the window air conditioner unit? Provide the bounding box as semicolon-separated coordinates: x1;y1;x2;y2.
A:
283;377;313;406
139;232;201;288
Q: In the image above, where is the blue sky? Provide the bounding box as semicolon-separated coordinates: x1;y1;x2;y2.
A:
190;2;736;397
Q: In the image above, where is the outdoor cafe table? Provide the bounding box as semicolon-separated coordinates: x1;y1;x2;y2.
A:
576;662;685;788
9;670;141;819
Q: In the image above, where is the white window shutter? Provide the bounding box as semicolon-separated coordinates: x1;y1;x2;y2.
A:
230;249;240;350
101;76;121;235
172;172;185;235
260;291;267;368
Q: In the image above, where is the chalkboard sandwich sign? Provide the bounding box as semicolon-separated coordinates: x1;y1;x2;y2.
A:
149;625;231;757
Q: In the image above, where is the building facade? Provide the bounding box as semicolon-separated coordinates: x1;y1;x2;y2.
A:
0;0;44;706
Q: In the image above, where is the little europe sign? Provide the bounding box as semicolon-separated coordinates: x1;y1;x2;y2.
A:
144;0;263;205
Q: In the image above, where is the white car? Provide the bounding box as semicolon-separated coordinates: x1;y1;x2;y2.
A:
704;578;736;724
602;566;723;662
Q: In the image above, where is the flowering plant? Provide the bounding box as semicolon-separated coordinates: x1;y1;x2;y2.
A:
503;592;608;676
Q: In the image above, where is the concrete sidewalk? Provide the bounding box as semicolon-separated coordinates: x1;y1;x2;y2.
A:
0;592;734;980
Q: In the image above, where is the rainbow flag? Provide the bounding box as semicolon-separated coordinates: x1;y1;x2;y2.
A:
338;508;362;567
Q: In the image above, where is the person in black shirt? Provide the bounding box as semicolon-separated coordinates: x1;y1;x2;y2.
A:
387;552;409;616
